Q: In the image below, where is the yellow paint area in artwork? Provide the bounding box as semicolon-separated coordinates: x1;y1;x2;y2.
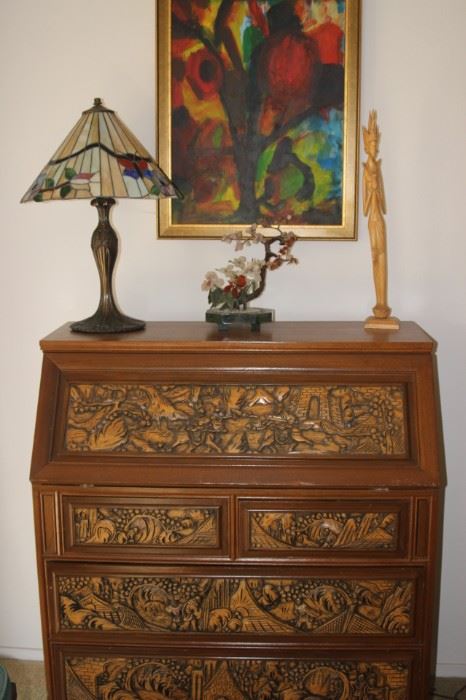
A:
181;81;227;126
295;0;345;33
176;39;202;62
174;37;228;126
190;3;247;72
192;0;223;39
225;2;250;69
312;0;344;27
213;181;239;212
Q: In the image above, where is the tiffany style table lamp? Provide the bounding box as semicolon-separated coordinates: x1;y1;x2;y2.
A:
21;98;181;333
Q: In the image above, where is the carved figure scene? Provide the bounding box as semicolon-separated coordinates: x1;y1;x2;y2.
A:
251;509;399;551
58;574;413;637
65;382;407;457
65;656;410;700
72;505;218;548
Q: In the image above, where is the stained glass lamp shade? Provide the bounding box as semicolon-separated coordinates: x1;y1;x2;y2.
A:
21;98;181;333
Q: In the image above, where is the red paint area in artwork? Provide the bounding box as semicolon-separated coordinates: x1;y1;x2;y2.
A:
311;21;344;64
187;49;224;99
248;0;269;37
261;34;318;100
257;32;319;134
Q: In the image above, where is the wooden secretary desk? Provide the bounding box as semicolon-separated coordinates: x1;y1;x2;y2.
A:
30;322;444;700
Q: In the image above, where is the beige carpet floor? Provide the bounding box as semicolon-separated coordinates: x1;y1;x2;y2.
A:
0;658;464;699
0;660;46;700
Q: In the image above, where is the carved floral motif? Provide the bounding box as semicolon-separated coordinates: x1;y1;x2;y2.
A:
72;505;218;547
65;383;407;456
58;574;413;636
65;656;410;700
250;509;399;551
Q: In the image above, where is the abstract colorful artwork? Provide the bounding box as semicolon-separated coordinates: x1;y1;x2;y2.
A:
157;0;360;239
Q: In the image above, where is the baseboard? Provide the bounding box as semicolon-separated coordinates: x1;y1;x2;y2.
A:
0;647;44;662
436;663;466;677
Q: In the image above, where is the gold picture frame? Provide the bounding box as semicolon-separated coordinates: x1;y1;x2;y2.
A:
157;0;360;240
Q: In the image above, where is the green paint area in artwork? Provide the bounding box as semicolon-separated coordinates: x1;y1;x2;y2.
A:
242;25;264;66
255;108;342;215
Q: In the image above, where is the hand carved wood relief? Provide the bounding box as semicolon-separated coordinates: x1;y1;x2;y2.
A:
65;383;407;457
65;656;410;700
57;573;414;636
32;323;443;699
72;505;219;547
250;510;399;551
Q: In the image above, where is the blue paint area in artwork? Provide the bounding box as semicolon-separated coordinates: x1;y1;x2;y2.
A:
304;109;343;201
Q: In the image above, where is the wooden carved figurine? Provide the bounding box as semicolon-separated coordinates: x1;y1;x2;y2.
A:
362;111;399;330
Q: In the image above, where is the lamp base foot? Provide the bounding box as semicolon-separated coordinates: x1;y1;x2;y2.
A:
70;311;145;334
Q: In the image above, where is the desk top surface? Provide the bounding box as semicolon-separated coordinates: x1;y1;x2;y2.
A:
40;321;435;354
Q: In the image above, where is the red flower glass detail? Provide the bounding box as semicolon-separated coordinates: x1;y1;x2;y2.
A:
118;158;153;180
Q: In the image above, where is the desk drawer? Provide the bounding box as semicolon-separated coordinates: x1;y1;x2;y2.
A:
58;492;230;561
48;562;422;641
57;647;416;700
238;497;411;561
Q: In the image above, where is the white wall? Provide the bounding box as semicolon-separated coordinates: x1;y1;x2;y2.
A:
1;0;465;675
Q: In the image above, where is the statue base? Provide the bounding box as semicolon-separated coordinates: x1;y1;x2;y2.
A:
364;316;400;330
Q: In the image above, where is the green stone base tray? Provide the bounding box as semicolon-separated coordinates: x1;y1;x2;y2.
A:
205;308;274;331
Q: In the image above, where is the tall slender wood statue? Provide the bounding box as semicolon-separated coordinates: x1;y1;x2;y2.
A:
363;111;399;330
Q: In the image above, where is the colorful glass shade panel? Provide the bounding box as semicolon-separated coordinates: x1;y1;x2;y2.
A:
21;100;180;202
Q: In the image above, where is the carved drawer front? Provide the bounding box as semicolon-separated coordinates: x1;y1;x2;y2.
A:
63;381;409;458
238;497;411;561
60;649;414;700
49;563;421;640
61;494;229;560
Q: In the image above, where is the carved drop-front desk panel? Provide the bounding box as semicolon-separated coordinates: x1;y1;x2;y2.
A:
64;382;408;457
30;322;444;699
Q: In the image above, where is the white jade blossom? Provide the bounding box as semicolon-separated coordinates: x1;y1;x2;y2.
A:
203;223;298;311
201;270;225;291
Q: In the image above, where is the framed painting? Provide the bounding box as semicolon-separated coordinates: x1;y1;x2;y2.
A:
157;0;360;239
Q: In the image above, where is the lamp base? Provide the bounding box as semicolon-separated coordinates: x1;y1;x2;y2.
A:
70;311;145;334
70;197;145;334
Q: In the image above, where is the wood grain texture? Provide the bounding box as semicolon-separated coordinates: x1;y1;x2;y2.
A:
64;382;407;457
30;322;443;700
53;568;416;636
40;321;434;354
362;110;399;330
71;504;219;547
63;655;411;700
249;508;399;551
237;496;412;561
